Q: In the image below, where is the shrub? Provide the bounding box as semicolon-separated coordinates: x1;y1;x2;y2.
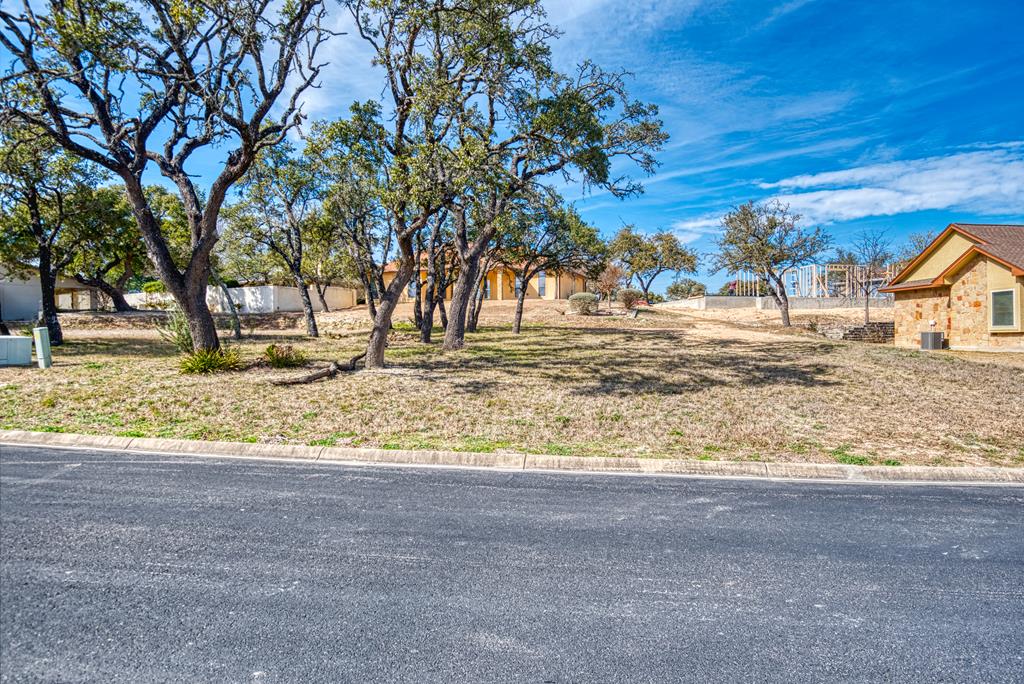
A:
263;344;307;368
568;292;599;315
179;347;243;374
157;306;193;354
619;288;643;310
141;280;166;294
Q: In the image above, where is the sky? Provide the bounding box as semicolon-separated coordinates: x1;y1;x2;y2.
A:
297;0;1024;293
7;0;1021;293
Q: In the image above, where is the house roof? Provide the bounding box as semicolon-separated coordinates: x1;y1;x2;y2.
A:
879;223;1024;292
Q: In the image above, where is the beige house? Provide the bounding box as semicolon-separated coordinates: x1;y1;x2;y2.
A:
880;223;1024;350
383;262;590;304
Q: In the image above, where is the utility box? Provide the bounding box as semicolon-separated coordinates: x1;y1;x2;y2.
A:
920;331;944;351
0;336;33;366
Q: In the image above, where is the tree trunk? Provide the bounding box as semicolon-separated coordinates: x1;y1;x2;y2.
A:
365;285;378;320
365;238;416;368
293;272;319;338
420;299;436;343
212;271;242;341
512;287;527;335
442;256;481;351
864;293;870;325
315;282;330;312
122;176;220;351
0;300;10;335
37;251;64;346
178;286;220;351
358;267;378;320
438;297;449;329
74;274;136;312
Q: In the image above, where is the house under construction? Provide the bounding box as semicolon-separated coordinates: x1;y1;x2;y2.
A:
731;263;904;300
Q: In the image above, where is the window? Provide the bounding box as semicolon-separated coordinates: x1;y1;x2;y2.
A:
991;289;1017;328
538;271;546;297
407;280;416;298
514;276;523;297
483;279;491;300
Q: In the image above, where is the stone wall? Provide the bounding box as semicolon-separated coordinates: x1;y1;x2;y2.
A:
893;255;1024;350
818;321;894;343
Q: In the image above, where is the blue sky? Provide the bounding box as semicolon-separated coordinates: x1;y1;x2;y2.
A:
8;0;1019;293
300;0;1024;293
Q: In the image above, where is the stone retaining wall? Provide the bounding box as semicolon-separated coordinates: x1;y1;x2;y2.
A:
817;321;895;343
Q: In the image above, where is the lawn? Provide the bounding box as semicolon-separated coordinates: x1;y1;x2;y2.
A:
2;303;1022;467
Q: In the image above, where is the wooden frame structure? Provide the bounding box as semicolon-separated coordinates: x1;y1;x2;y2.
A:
730;262;903;299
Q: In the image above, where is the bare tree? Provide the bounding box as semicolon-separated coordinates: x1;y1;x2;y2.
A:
850;229;894;325
712;200;831;327
595;263;626;310
0;0;332;350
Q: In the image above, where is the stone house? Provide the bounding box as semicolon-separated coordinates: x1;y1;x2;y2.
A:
879;223;1024;350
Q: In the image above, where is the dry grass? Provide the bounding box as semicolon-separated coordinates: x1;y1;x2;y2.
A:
661;305;896;329
2;301;1022;467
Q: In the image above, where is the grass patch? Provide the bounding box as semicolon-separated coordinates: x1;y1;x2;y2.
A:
830;444;873;466
456;437;513;453
263;344;307;369
179;347;243;374
308;431;357;447
2;300;1021;467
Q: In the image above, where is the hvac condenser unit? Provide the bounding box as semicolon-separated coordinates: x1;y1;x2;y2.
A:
0;336;33;366
920;331;944;351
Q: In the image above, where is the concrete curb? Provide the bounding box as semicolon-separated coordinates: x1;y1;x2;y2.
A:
1;430;1022;485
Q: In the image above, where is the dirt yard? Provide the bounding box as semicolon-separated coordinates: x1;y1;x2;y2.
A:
2;301;1022;467
657;303;895;329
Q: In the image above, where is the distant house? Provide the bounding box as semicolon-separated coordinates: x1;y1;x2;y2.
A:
880;223;1024;350
0;268;102;321
382;261;590;303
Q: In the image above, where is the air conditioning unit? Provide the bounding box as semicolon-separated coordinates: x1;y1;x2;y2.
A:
0;336;33;366
920;331;944;351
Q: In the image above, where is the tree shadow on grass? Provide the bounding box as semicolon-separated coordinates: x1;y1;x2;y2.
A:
394;326;841;396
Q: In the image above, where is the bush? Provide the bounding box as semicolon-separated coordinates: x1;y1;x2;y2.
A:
263;344;307;368
157;306;193;354
141;280;166;294
179;347;243;374
619;288;643;310
568;292;599;315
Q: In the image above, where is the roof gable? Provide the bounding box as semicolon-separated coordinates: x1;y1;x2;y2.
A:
882;223;1024;292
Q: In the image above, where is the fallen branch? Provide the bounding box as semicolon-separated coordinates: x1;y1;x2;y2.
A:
271;352;367;385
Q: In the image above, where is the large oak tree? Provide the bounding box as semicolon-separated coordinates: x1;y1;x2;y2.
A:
1;0;332;350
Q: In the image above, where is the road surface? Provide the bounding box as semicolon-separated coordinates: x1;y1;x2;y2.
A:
1;445;1022;682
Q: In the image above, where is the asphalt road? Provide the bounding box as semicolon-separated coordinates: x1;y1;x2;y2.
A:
1;445;1022;683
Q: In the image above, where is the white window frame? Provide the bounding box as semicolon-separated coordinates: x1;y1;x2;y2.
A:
407;280;416;298
989;288;1018;330
537;271;546;298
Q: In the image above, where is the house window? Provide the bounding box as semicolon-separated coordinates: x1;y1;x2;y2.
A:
991;289;1017;328
515;276;523;297
407;280;416;298
483;279;491;300
538;271;546;297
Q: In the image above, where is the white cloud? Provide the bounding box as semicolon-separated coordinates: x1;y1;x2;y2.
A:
669;216;722;244
757;0;820;29
762;143;1024;223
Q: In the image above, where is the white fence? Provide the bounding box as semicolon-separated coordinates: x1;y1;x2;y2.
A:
125;285;357;314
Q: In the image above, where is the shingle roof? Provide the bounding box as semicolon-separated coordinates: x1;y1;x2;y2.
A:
881;278;937;292
951;223;1024;271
